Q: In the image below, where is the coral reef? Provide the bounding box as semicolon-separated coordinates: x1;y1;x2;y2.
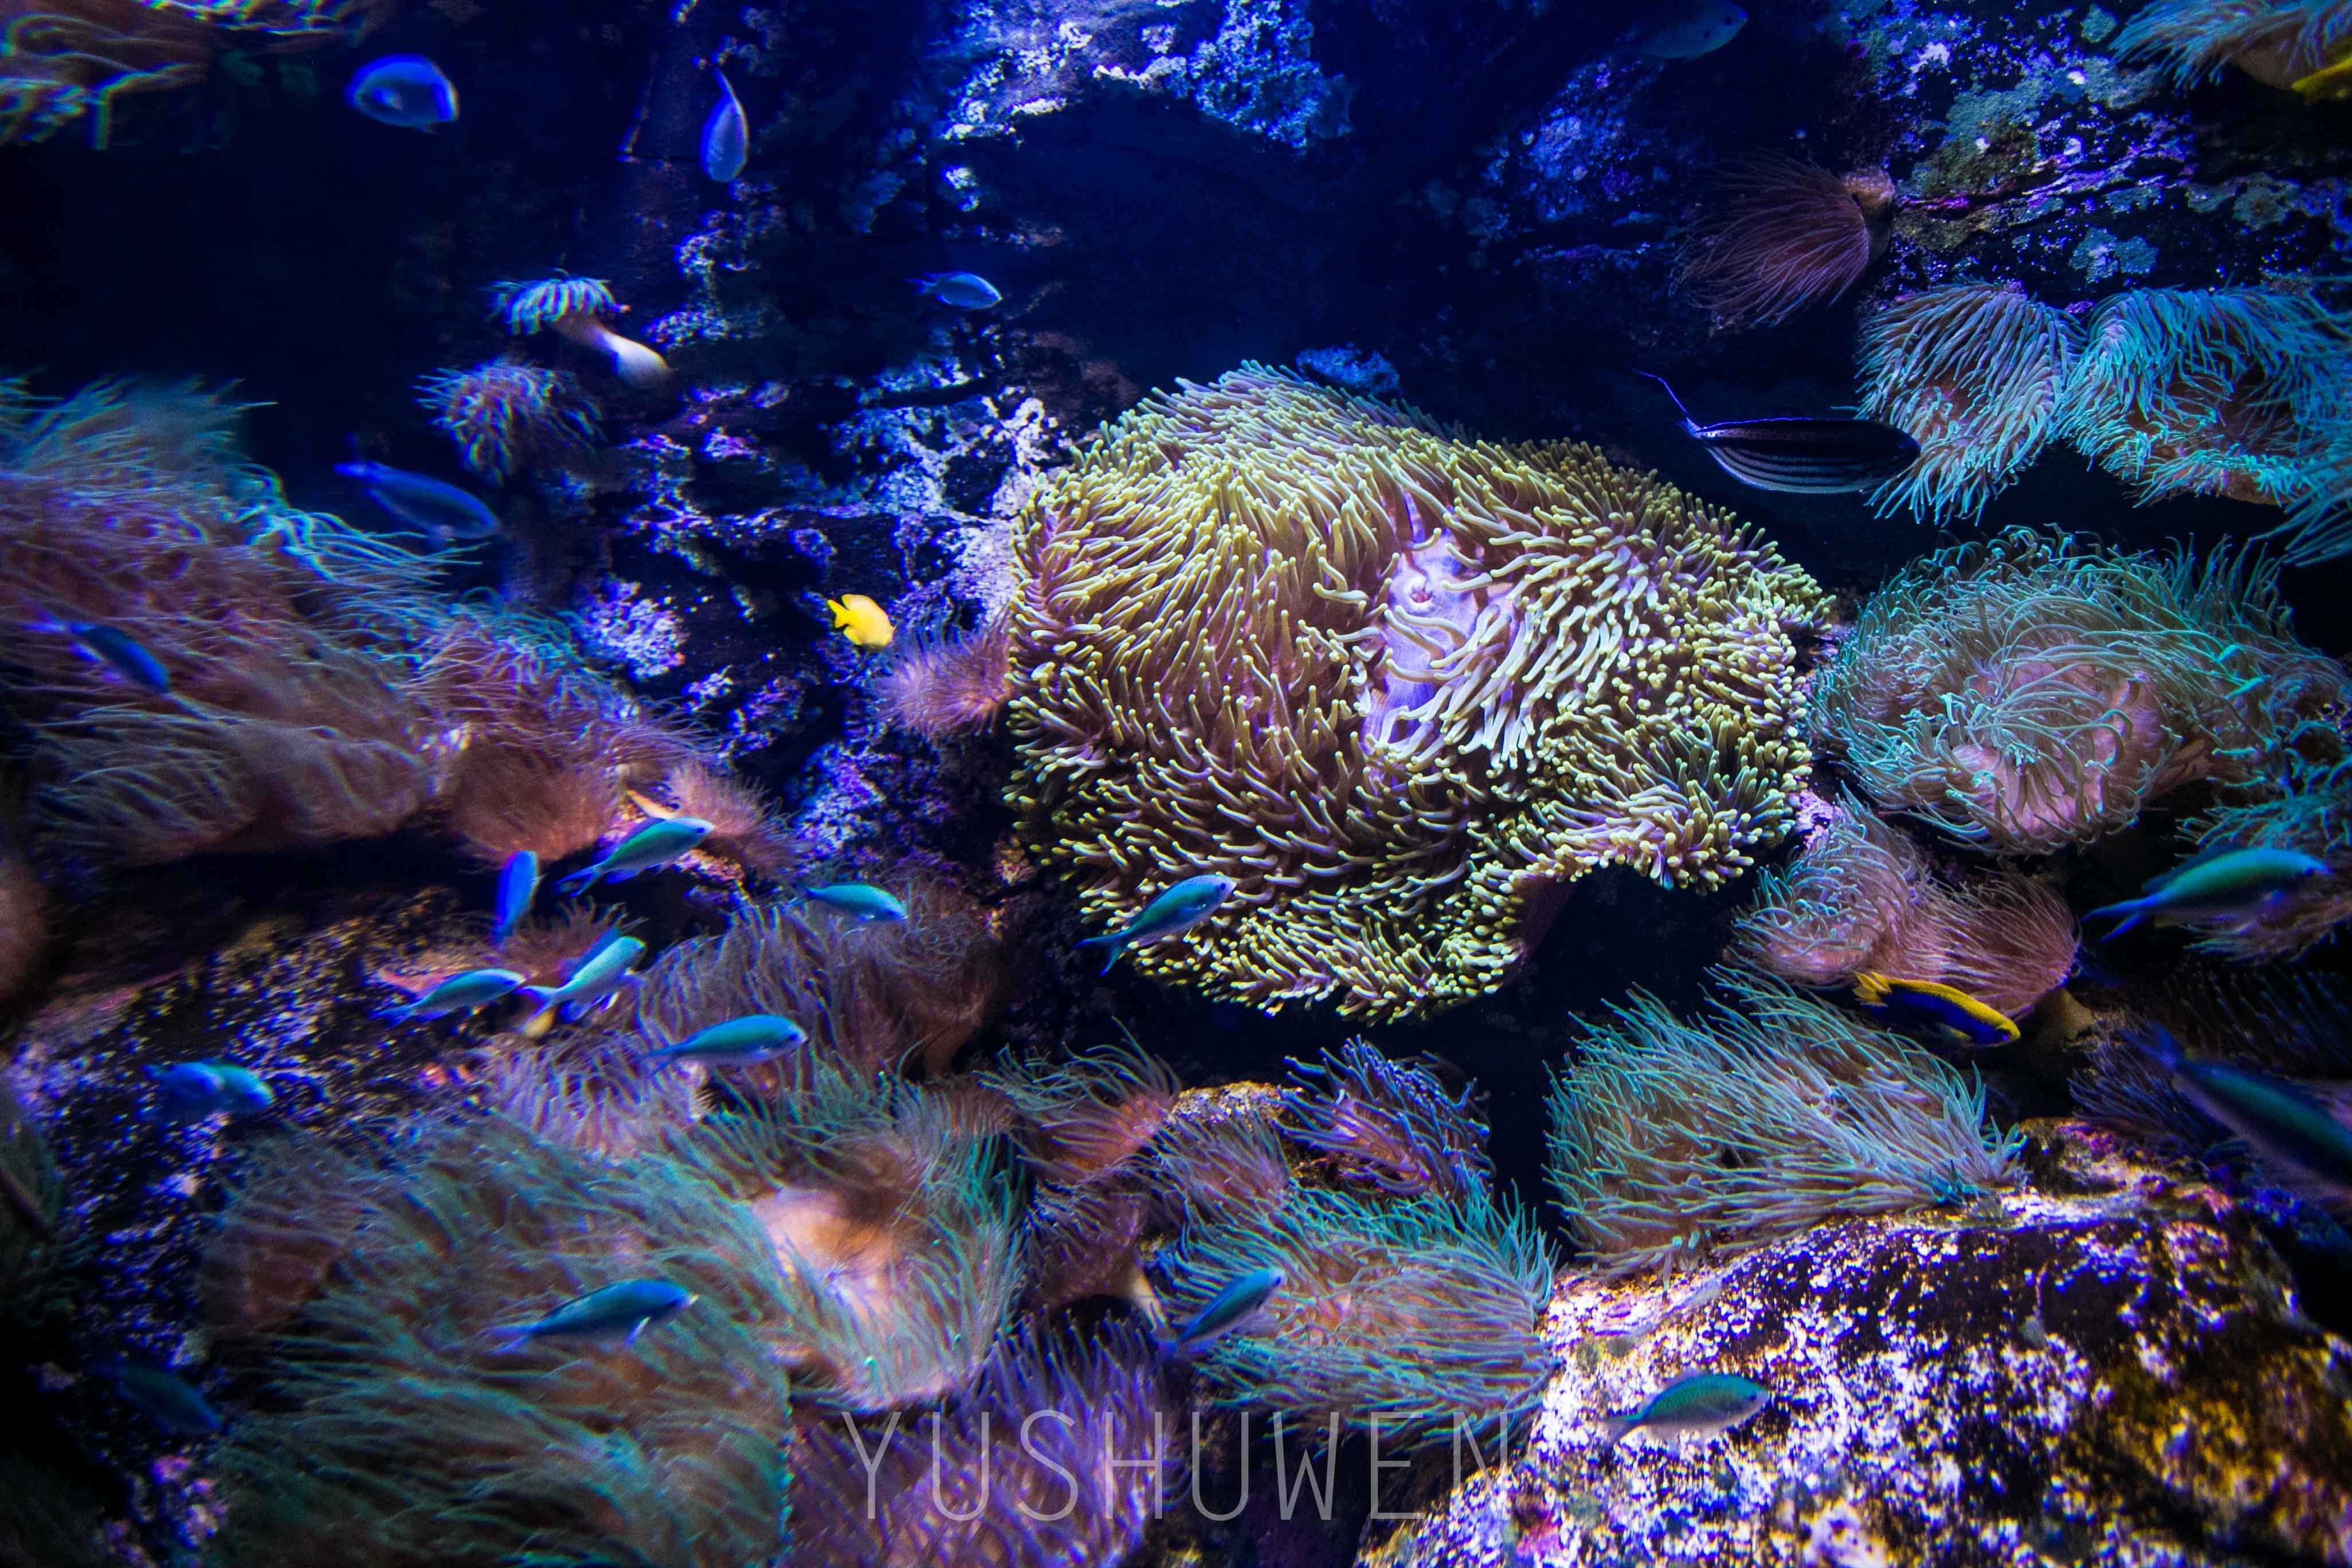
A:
1672;157;1896;332
1730;798;2077;1018
1857;284;2087;526
1546;977;2021;1275
205;1115;797;1568
1374;1124;2352;1567
2116;0;2352;89
415;360;599;483
1281;1038;1493;1206
1005;366;1829;1019
1808;528;2349;854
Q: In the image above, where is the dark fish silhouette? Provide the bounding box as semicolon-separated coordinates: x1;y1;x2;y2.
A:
1640;374;1919;494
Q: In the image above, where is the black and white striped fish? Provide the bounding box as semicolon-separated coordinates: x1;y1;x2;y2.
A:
1641;374;1919;494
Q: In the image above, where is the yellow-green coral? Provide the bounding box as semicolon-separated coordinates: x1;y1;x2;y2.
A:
1004;365;1829;1018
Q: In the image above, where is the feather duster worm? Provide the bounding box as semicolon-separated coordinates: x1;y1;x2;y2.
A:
1673;156;1896;331
1808;528;2349;853
1157;1181;1555;1443
203;1116;795;1568
1731;798;2077;1018
792;1324;1179;1568
1858;284;2086;526
1546;977;2021;1275
669;1072;1021;1410
1281;1039;1493;1206
415;360;598;483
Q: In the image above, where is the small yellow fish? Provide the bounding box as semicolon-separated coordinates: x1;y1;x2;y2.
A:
828;594;893;650
2293;51;2352;101
1852;972;2020;1046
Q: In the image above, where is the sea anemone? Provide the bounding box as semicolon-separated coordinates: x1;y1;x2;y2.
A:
1807;528;2349;853
1673;156;1896;332
1005;365;1828;1018
2115;0;2352;89
1022;1175;1153;1314
1281;1039;1493;1206
1857;284;2087;526
642;761;795;877
415;360;599;483
2056;287;2351;509
477;1026;701;1163
791;1323;1179;1568
204;1115;796;1567
669;1072;1022;1410
491;275;671;387
1155;1182;1556;1444
877;616;1015;739
1146;1110;1295;1225
1545;975;2022;1275
984;1040;1181;1185
1730;798;2077;1018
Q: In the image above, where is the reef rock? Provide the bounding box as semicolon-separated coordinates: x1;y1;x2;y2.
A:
1369;1121;2352;1567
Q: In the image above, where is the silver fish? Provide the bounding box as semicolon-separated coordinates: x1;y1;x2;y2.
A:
1642;375;1919;494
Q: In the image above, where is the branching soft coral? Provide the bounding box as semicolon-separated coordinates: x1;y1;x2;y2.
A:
1155;1182;1555;1443
1730;798;2077;1017
1808;528;2350;853
415;360;598;483
2057;287;2350;511
1546;976;2021;1275
1281;1039;1493;1206
1858;284;2086;526
204;1115;795;1568
791;1324;1178;1568
1008;365;1828;1018
1673;157;1895;331
669;1072;1020;1410
2116;0;2352;89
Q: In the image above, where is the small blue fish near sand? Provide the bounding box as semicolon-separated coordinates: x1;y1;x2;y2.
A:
649;1013;806;1068
338;461;499;547
519;935;646;1021
153;1063;235;1122
92;1359;223;1434
1640;375;1918;494
1076;873;1235;974
803;883;908;923
483;1279;697;1352
2088;846;2327;936
1852;973;2020;1046
2138;1025;2352;1208
914;272;1002;311
347;56;458;130
33;618;171;695
1623;0;1747;58
1601;1371;1770;1444
1169;1268;1282;1354
702;68;747;182
192;1062;274;1114
555;818;715;895
494;851;539;946
379;967;527;1023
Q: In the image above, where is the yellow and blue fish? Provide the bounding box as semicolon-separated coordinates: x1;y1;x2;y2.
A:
1852;973;2019;1046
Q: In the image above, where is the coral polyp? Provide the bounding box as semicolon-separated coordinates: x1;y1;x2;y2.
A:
1673;156;1895;331
415;360;598;483
1857;284;2086;526
1005;365;1829;1018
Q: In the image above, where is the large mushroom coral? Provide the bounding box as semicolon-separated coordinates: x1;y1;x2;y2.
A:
1005;365;1828;1019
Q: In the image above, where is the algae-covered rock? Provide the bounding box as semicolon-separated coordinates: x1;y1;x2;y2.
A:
1368;1121;2352;1567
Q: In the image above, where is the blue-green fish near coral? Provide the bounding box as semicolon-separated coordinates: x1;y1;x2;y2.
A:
191;1062;274;1114
803;883;908;923
555;818;714;895
92;1358;223;1434
338;460;500;547
519;935;646;1021
1169;1268;1282;1354
32;618;171;695
914;272;1002;310
1852;973;2020;1046
648;1013;806;1068
483;1279;697;1351
152;1063;254;1122
1076;873;1236;973
2088;846;2327;936
701;67;747;182
2138;1024;2352;1208
378;967;526;1022
1601;1371;1769;1444
494;851;539;946
1622;0;1746;58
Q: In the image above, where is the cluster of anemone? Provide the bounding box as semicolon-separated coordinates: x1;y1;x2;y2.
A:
1731;797;2077;1018
1281;1038;1494;1206
0;0;385;148
1857;283;2352;535
415;360;599;483
1673;156;1897;332
1806;527;2349;854
2115;0;2352;90
1545;974;2022;1275
999;364;1830;1019
491;275;671;387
